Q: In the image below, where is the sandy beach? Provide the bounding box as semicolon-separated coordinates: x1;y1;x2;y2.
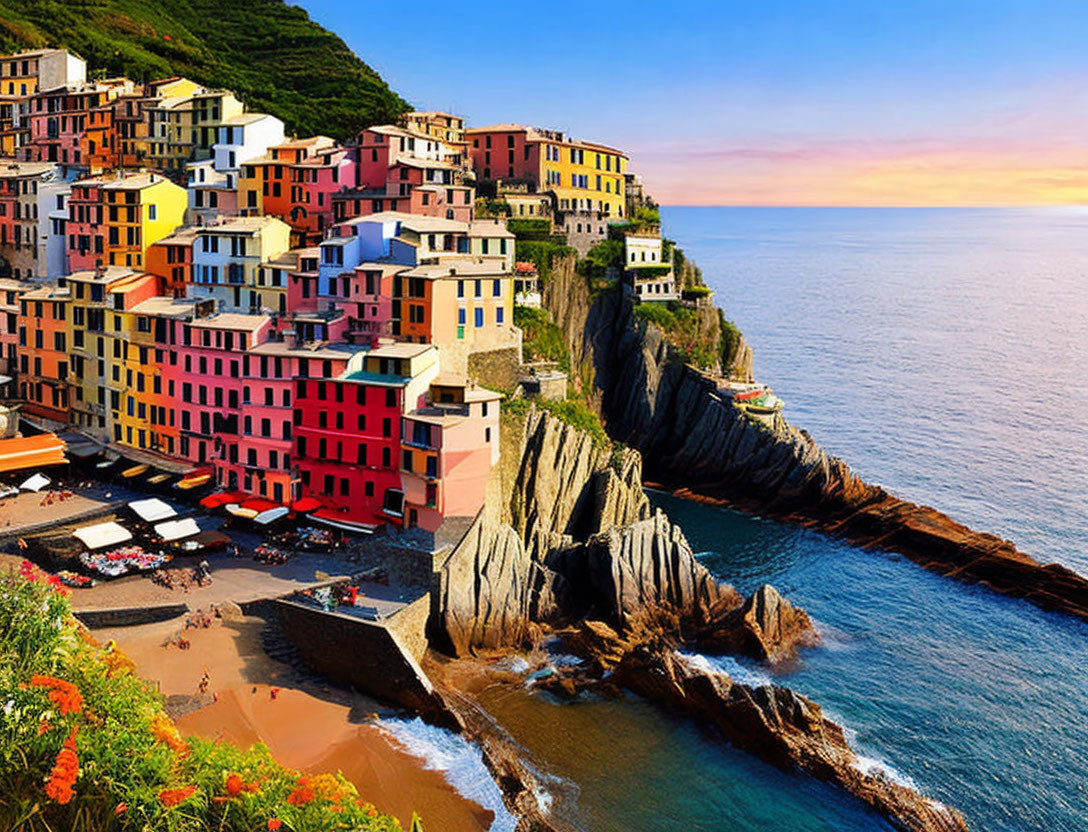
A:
98;613;495;832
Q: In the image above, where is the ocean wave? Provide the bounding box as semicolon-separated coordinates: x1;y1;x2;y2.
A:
677;651;773;688
376;716;519;832
828;714;918;791
851;753;918;790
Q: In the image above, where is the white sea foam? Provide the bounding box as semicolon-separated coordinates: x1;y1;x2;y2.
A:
827;712;918;790
376;716;519;832
678;651;773;688
851;753;918;790
500;655;531;674
548;653;585;668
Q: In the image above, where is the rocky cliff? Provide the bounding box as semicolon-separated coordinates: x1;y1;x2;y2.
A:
432;402;965;831
542;258;1088;625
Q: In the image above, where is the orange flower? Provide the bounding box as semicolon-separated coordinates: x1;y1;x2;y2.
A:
225;773;244;796
38;720;50;736
267;820;282;831
44;732;78;805
286;777;314;806
158;785;197;807
29;675;82;715
150;713;190;756
115;803;127;815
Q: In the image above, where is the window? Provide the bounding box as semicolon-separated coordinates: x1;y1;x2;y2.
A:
475;307;484;328
149;204;157;220
402;450;413;471
497;307;504;325
364;481;374;497
492;279;501;297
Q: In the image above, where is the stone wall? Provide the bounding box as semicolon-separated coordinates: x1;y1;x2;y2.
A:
274;599;438;712
467;345;522;391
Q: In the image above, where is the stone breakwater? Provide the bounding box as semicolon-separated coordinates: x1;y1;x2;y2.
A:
429;406;967;832
542;257;1088;625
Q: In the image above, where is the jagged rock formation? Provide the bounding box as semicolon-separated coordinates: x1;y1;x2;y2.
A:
547;509;742;634
434;501;556;657
434;404;965;830
432;686;580;832
707;584;820;661
570;619;968;832
542;258;1088;625
435;408;652;656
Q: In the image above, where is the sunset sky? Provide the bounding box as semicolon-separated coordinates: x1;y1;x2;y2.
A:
299;0;1088;206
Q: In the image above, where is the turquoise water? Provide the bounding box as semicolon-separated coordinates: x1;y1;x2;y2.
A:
479;208;1088;832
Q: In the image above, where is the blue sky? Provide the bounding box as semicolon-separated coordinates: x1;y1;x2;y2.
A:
297;0;1088;205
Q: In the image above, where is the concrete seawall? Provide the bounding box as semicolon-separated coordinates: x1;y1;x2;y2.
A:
273;596;437;713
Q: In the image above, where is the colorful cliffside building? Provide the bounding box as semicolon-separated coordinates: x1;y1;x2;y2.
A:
0;49;653;535
66;172;186;271
16;282;68;422
294;342;439;529
188;215;291;313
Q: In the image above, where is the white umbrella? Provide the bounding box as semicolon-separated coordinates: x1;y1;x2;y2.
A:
253;506;290;526
154;517;201;542
73;521;132;550
129;497;177;523
19;473;50;492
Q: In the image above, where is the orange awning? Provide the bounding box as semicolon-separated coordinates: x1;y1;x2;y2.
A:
0;434;67;474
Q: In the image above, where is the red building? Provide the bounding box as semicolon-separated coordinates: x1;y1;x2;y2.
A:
293;342;438;529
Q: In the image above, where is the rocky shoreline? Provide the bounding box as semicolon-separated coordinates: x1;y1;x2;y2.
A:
424;406;968;832
541;256;1088;626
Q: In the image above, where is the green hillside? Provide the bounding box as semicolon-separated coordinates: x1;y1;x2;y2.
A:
0;0;409;139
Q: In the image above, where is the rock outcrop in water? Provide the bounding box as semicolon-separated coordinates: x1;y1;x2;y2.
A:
542;255;1088;626
711;584;820;661
568;618;968;832
435;408;652;657
547;509;742;634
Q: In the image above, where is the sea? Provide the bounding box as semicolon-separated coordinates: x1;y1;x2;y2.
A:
400;208;1088;832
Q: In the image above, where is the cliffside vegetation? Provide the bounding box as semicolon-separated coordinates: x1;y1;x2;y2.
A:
0;561;401;832
514;305;568;371
0;0;408;138
508;220;575;283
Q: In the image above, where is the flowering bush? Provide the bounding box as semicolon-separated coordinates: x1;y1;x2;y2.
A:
0;562;406;831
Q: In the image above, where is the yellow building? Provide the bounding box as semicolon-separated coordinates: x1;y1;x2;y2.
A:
466;124;628;217
190;89;244;161
65;266;161;442
146;78;203;174
101;173;187;269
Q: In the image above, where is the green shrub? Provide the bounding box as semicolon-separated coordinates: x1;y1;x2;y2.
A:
514;240;576;283
514;305;570;371
534;398;610;449
0;562;403;832
506;219;552;240
633;303;678;330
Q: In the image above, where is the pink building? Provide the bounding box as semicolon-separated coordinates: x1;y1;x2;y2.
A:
400;381;501;531
65;178;104;271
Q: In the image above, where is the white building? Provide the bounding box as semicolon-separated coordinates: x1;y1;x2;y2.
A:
213;113;285;172
37;176;70;279
624;232;678;302
189;215;291;313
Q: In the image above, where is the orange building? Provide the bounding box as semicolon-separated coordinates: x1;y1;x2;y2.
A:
17;283;71;422
146;227;197;298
